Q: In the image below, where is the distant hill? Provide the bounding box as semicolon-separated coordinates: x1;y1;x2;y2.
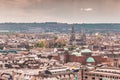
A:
0;22;120;33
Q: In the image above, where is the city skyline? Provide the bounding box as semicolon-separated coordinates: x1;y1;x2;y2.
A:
0;0;120;23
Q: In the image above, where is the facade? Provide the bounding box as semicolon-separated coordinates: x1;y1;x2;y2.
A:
69;26;86;46
83;68;120;80
53;48;108;65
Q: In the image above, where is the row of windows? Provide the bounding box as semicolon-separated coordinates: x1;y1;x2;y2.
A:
84;76;120;80
84;73;120;79
96;69;120;74
50;70;72;74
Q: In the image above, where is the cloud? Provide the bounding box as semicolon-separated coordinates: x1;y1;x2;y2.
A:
81;8;93;12
0;0;120;23
0;0;43;8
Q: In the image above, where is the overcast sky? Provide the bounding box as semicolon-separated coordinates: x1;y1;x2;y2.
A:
0;0;120;23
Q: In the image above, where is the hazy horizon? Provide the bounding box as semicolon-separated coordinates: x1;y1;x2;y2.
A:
1;22;120;24
0;0;120;23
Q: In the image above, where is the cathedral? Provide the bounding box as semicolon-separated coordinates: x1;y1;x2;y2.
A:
69;26;86;46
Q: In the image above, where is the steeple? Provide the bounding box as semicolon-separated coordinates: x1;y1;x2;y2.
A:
71;26;75;34
69;25;75;45
81;28;86;42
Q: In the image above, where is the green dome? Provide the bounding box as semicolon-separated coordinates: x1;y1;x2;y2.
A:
72;52;81;56
81;49;92;53
64;48;69;51
86;57;95;63
76;48;80;50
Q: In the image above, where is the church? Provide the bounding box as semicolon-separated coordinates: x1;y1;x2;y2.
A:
69;26;86;46
53;26;109;66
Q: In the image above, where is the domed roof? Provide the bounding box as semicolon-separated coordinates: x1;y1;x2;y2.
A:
86;57;95;63
81;49;92;53
72;52;81;56
76;48;80;50
64;48;69;51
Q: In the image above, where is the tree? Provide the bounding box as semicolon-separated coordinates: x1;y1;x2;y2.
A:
54;38;66;48
35;41;46;48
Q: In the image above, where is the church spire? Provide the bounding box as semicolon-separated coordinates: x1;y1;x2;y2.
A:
69;25;75;45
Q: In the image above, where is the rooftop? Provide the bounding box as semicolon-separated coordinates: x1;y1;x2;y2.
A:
86;57;95;63
81;49;92;53
72;52;81;56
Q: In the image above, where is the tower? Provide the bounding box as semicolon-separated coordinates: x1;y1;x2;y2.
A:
69;26;75;45
81;29;86;41
80;29;86;45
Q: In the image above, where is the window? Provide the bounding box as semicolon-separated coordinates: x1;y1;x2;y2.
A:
85;76;88;79
99;78;102;80
92;77;95;80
